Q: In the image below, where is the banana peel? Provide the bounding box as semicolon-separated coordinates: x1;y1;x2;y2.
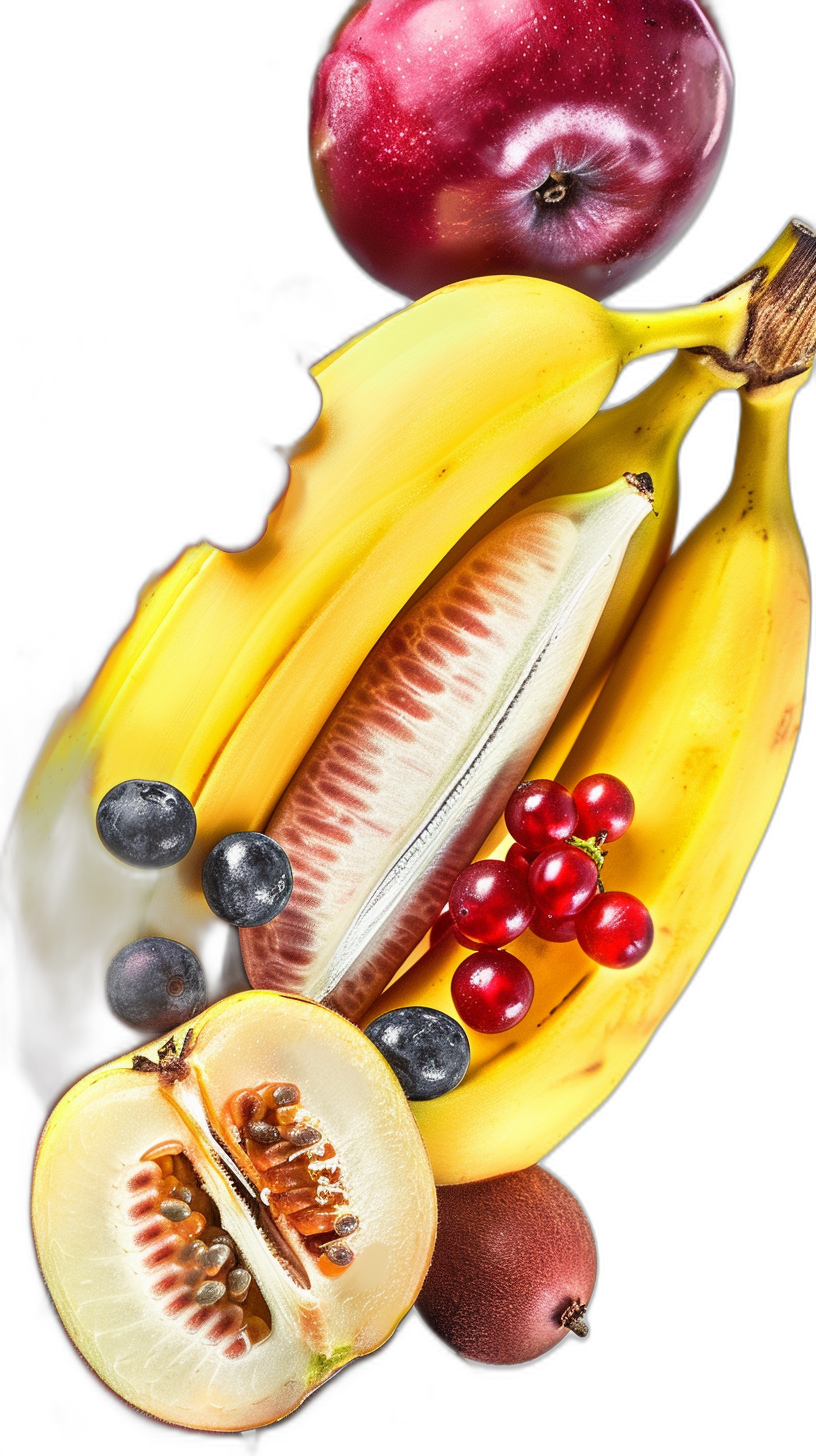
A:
367;372;811;1184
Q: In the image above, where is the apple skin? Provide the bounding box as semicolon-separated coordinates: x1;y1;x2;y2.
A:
310;0;733;300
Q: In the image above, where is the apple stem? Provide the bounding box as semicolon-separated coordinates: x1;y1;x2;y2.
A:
533;173;570;207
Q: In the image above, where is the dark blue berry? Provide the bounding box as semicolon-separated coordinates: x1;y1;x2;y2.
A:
96;780;196;868
105;937;206;1031
201;832;293;928
365;1007;470;1101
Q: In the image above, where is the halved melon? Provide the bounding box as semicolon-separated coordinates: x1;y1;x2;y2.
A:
32;991;436;1431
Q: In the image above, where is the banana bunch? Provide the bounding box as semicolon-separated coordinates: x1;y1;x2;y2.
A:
7;221;815;1097
367;368;811;1184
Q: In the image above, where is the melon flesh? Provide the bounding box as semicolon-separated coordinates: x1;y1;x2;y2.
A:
32;991;436;1432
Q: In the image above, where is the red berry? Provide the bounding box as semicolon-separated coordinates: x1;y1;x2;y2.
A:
504;780;577;853
576;891;654;968
572;773;634;843
449;861;533;947
451;950;534;1034
454;927;484;951
505;842;534;880
529;906;580;943
429;905;482;950
529;845;598;920
429;907;454;946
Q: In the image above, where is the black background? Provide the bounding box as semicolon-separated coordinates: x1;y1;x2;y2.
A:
4;2;810;1444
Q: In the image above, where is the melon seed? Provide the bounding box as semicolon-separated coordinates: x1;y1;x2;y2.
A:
161;1199;193;1221
227;1268;251;1301
246;1121;281;1145
195;1280;227;1305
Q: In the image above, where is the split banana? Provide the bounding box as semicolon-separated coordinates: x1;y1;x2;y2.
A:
240;474;655;1019
367;369;811;1185
7;223;815;1095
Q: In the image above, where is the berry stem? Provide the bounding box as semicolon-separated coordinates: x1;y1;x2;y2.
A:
566;834;607;880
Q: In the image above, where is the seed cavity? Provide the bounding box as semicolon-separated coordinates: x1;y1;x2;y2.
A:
121;1149;272;1358
226;1080;359;1277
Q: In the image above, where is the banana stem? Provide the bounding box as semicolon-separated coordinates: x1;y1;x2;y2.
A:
612;220;816;383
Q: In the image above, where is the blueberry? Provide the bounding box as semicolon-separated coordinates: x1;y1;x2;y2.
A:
365;1007;470;1101
105;937;206;1031
201;832;294;928
96;780;196;868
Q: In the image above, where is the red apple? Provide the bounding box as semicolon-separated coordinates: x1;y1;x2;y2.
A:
310;0;733;299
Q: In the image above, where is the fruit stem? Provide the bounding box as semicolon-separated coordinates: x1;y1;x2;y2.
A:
613;220;816;381
561;1301;589;1337
703;220;816;388
567;834;607;882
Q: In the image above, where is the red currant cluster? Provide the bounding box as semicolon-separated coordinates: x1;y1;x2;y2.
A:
433;774;654;1036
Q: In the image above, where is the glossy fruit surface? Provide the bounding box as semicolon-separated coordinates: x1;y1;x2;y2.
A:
310;0;732;299
365;1007;470;1100
572;772;634;842
105;936;206;1031
576;891;654;968
529;907;579;943
449;861;534;947
31;992;436;1431
505;779;577;853
417;1165;596;1363
505;842;535;880
202;834;293;928
429;907;455;947
451;951;533;1034
529;845;598;919
97;779;196;867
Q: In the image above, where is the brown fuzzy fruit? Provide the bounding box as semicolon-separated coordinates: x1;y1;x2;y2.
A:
416;1165;596;1363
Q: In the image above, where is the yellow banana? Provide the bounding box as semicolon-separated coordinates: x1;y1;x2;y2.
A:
8;223;815;1098
403;348;745;878
367;370;811;1185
